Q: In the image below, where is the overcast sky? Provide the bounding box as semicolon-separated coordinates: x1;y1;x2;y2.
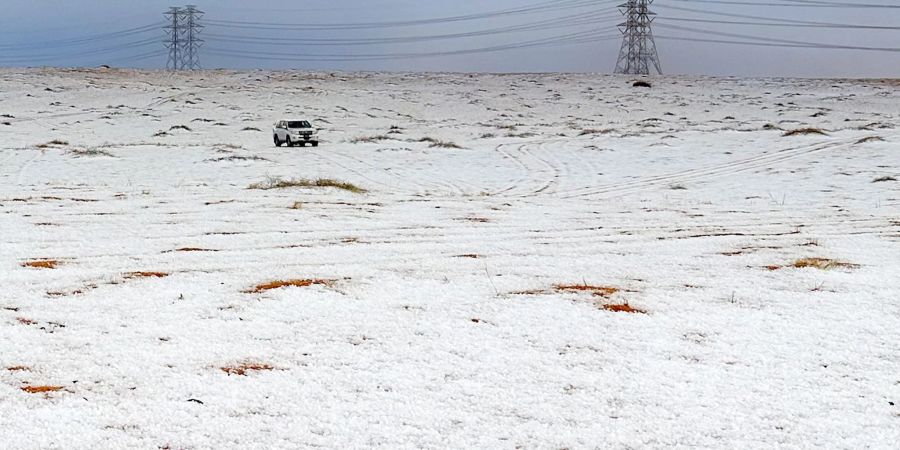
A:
1;0;898;77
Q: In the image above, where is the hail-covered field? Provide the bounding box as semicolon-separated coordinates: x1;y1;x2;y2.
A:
1;68;898;448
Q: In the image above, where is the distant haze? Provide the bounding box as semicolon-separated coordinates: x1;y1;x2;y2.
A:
1;0;898;77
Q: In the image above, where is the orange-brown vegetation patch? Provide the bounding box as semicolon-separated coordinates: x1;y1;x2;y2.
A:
124;271;169;279
555;284;621;298
601;303;646;314
16;317;37;325
6;366;30;372
792;257;859;270
247;279;335;293
22;259;59;269
766;257;859;271
221;362;274;376
21;385;63;394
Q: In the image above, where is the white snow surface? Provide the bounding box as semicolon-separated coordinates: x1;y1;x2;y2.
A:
1;68;899;449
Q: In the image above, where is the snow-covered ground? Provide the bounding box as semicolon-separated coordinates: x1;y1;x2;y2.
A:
1;68;898;448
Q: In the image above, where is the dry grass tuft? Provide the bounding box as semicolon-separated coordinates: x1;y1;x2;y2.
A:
174;247;216;252
783;128;828;137
290;201;303;210
601;303;646;314
124;271;169;279
21;385;63;394
429;140;463;149
16;317;37;325
247;278;335;293
856;136;885;144
221;362;274;376
454;254;480;259
69;148;114;157
350;135;391;144
578;128;615;136
36;139;69;148
873;176;897;183
791;257;859;270
22;259;60;269
248;176;366;193
555;284;621;298
7;366;30;372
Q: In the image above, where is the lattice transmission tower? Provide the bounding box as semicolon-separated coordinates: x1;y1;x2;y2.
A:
614;0;662;75
164;7;182;71
163;5;203;70
182;5;204;70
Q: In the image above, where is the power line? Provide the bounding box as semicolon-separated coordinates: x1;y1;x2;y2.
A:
655;3;900;27
667;0;900;8
0;37;159;63
203;0;619;31
204;29;621;62
203;11;622;47
658;16;900;30
0;24;161;51
655;22;900;52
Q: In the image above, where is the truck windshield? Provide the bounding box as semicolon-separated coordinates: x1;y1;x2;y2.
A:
287;121;311;128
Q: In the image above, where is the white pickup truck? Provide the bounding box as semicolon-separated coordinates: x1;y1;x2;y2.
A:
273;120;319;147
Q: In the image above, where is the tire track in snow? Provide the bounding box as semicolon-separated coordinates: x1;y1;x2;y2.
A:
555;137;870;200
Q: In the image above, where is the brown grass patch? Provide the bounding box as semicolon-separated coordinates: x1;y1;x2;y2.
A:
454;254;480;259
248;176;366;193
22;259;60;269
124;271;169;279
601;303;646;314
783;128;828;137
246;278;334;293
16;317;37;325
555;284;621;298
7;366;30;372
221;362;274;376
791;257;859;270
21;385;63;394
